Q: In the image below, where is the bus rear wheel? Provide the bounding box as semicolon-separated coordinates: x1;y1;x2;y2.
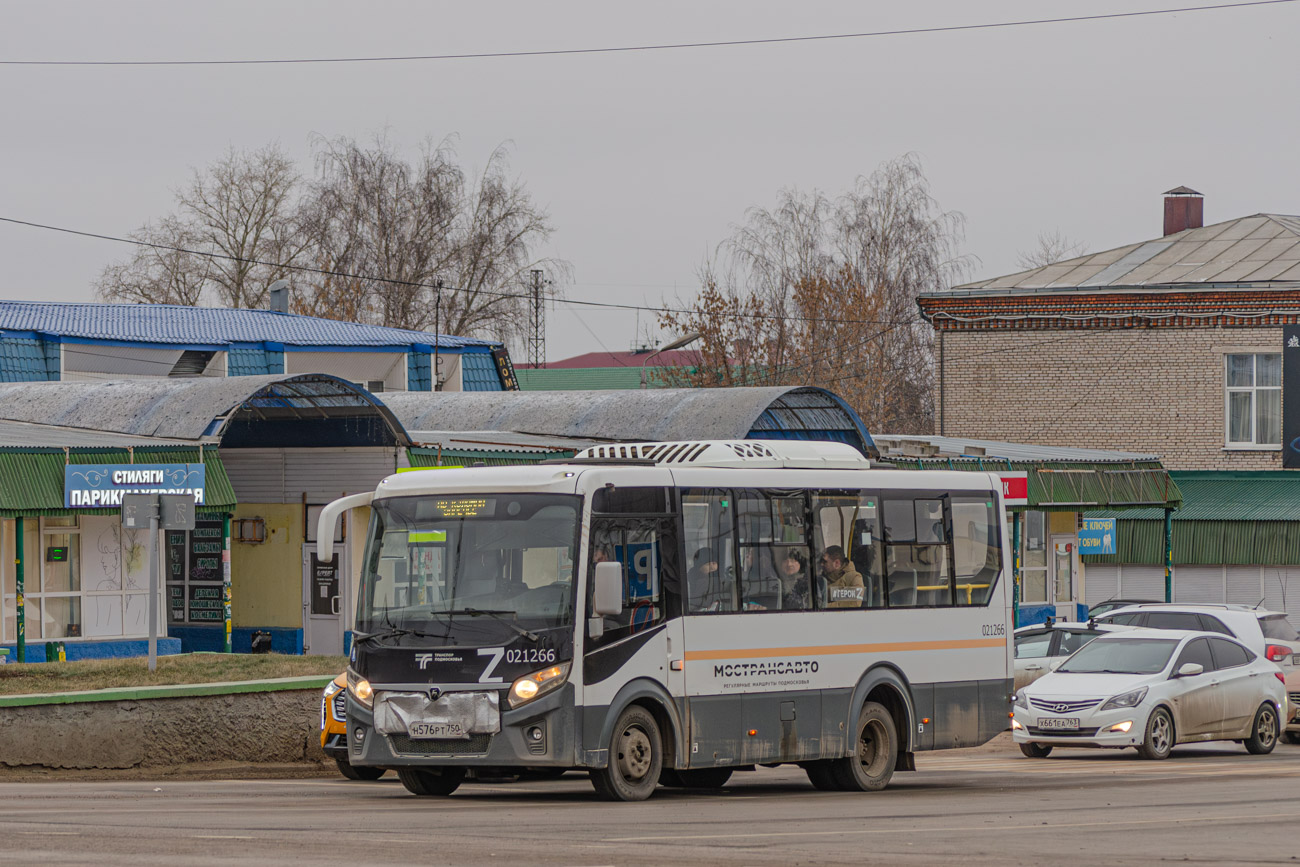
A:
829;702;897;792
397;766;465;796
591;705;663;802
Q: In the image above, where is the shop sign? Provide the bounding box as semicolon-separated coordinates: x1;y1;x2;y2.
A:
1285;325;1300;469
997;472;1029;506
64;463;206;508
1078;517;1116;555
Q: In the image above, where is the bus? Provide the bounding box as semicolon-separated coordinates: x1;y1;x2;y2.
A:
317;440;1014;801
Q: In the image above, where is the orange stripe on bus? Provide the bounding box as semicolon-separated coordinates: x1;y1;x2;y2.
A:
682;638;1006;661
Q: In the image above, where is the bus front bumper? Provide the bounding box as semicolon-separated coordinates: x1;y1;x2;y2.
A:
345;683;578;769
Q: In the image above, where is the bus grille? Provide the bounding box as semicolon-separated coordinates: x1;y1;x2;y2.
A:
390;734;492;755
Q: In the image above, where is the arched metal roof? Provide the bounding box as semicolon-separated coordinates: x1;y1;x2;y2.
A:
0;374;410;447
381;386;875;456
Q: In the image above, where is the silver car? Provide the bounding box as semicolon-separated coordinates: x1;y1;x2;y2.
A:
1013;628;1285;760
1013;622;1126;691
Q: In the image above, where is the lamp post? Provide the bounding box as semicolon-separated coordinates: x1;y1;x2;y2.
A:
641;332;701;389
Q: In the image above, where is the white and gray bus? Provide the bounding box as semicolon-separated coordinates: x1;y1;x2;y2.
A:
318;440;1013;800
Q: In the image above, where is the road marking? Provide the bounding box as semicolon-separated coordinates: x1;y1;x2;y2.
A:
603;810;1294;843
192;835;255;839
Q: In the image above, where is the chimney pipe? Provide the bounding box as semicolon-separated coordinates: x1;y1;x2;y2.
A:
1163;186;1203;236
268;280;290;314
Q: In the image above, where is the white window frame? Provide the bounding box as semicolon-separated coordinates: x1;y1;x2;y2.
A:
1223;351;1281;450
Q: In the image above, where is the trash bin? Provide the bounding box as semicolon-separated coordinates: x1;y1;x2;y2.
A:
44;641;66;662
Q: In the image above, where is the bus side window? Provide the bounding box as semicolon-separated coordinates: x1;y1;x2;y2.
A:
951;497;999;606
883;498;919;607
683;490;737;614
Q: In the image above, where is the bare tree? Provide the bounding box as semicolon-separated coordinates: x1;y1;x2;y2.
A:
295;135;567;338
1015;229;1088;270
660;155;967;434
95;145;305;308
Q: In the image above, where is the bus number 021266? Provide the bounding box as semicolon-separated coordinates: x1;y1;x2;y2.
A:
981;624;1006;637
506;648;557;665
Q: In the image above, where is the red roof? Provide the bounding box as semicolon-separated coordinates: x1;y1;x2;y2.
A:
519;349;702;370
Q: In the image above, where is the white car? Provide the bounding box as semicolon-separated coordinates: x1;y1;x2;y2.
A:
1095;603;1300;677
1013;622;1127;691
1012;628;1286;760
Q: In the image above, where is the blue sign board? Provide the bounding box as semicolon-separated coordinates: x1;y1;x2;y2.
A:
65;464;206;508
1078;517;1116;555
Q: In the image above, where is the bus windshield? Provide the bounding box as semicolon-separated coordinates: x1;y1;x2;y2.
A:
358;493;580;641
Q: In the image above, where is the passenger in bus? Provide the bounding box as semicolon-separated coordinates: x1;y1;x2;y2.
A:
777;549;811;610
818;546;865;608
740;547;780;609
688;546;726;611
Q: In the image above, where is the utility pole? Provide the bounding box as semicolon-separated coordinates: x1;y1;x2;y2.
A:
526;269;546;369
433;280;444;391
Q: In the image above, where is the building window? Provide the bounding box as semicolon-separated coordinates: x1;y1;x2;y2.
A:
1225;353;1281;447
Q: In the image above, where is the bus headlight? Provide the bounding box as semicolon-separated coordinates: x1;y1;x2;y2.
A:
346;668;374;709
509;662;571;709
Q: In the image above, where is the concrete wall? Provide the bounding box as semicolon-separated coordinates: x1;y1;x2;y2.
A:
231;504;302;629
939;326;1283;471
0;689;324;770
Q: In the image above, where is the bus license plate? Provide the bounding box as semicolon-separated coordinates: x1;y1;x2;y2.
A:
409;722;468;739
1038;717;1079;730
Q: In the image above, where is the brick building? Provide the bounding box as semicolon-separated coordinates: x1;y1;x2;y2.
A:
918;189;1300;620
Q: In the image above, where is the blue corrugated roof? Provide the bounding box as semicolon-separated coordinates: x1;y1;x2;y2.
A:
0;301;495;350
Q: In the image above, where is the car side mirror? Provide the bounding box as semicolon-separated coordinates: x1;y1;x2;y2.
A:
1175;662;1204;678
592;561;623;617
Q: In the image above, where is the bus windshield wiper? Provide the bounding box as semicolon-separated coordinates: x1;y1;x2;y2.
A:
443;608;539;642
355;627;443;645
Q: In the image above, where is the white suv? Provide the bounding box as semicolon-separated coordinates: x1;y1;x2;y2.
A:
1095;604;1299;675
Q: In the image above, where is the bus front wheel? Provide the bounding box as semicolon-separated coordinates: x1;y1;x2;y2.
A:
829;701;897;792
591;705;663;801
397;766;465;796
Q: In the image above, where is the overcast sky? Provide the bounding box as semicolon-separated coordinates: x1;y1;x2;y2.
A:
2;1;1297;362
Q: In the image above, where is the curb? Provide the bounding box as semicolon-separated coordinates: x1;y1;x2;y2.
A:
0;675;334;708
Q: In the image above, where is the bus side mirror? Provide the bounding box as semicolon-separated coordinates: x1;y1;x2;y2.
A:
592;561;624;616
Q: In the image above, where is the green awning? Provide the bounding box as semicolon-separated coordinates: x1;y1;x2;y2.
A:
1084;471;1300;566
886;457;1181;512
407;446;575;468
0;446;236;517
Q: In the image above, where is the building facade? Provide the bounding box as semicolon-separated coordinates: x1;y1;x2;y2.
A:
919;189;1300;620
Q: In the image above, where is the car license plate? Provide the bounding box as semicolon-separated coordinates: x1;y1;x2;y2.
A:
408;722;468;740
1038;717;1080;730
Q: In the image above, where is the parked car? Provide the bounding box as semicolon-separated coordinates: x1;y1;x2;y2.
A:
321;672;386;781
1287;668;1300;745
1094;603;1300;677
1088;598;1160;618
1012;629;1285;759
1013;622;1127;690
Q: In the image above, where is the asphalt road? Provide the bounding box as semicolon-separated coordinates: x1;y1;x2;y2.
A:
5;740;1299;866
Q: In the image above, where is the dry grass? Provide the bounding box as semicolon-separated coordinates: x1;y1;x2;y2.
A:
0;653;348;696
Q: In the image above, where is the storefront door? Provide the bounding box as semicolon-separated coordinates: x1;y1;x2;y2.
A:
302;543;343;656
1050;536;1078;620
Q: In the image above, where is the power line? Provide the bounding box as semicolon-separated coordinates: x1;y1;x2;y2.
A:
2;1;1291;66
0;214;930;327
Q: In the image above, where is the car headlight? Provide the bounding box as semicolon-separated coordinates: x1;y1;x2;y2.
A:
346;668;374;709
1014;690;1028;709
1101;687;1147;711
508;662;571;709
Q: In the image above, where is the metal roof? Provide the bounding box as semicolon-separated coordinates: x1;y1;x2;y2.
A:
0;300;495;349
0;373;410;446
0;418;200;448
406;430;601;454
945;213;1300;294
381;386;876;456
873;434;1159;464
1089;471;1300;522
